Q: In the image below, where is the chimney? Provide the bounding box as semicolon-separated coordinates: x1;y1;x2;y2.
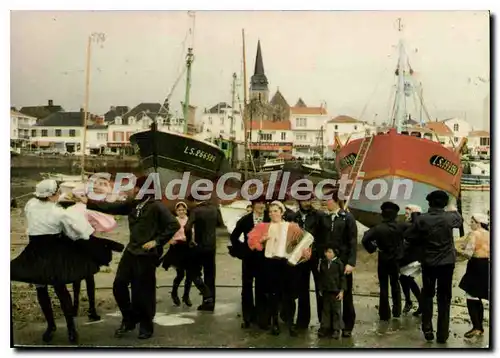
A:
80;108;84;113
48;99;53;107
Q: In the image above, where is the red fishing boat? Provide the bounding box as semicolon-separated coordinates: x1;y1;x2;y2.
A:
335;19;464;228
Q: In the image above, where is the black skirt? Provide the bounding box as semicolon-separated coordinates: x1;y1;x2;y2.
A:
162;242;191;271
11;234;124;285
459;257;490;300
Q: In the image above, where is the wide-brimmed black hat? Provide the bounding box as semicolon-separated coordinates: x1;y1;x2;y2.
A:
426;190;449;208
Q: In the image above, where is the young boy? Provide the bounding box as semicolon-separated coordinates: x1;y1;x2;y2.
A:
318;246;346;339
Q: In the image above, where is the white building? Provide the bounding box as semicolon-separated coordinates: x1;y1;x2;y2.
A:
10;110;37;144
467;130;490;156
248;120;293;157
440;117;473;145
289;105;329;156
199;102;245;142
29;111;85;153
324;115;374;151
86;121;109;154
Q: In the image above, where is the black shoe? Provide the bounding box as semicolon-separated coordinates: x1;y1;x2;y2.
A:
332;330;340;339
436;337;448;344
403;302;413;314
342;330;352;338
412;308;422;317
67;327;78;344
42;325;56;343
289;325;298;337
317;328;328;338
424;331;435;342
241;321;251;329
171;292;181;306
138;330;153;340
182;296;192;307
197;299;214;312
88;311;101;322
114;322;136;338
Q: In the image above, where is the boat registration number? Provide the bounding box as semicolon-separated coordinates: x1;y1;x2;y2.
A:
184;146;217;162
429;155;459;176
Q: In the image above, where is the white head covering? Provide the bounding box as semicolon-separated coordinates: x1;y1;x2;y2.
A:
405;204;422;213
34;179;59;198
270;200;286;213
472;213;489;225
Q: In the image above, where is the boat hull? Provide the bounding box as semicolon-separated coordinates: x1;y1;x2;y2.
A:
335;129;462;227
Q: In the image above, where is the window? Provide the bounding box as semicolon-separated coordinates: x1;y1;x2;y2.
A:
55;129;62;137
454;137;459;143
220;117;224;125
281;132;286;140
69;129;76;137
480;137;490;146
97;133;108;141
453;124;459;131
295;133;307;141
41;130;48;137
260;133;272;141
31;129;37;137
208;117;213;125
354;126;358;130
334;125;338;130
295;118;307;127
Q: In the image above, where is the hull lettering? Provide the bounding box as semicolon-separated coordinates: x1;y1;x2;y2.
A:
183;146;216;163
429;155;458;176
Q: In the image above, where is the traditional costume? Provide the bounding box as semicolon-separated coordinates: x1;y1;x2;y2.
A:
458;213;490;338
10;179;117;343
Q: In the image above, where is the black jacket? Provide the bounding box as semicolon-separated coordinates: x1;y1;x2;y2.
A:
404;208;463;267
229;211;270;260
318;257;347;293
361;220;404;263
87;196;180;257
286;208;329;258
324;210;358;267
185;201;224;252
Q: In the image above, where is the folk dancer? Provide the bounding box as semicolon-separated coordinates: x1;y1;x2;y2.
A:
185;195;226;312
362;202;404;321
456;213;490;338
248;201;312;336
404;190;463;343
161;202;194;307
317;246;346;339
77;176;180;340
322;190;358;338
399;204;423;316
11;179;120;343
229;196;270;329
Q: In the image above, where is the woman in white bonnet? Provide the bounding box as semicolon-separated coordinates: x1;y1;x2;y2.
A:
456;212;490;338
10;179;106;344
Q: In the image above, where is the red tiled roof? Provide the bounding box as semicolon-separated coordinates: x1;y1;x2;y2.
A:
249;120;291;130
290;107;327;115
424;122;453;135
469;130;489;137
327;115;360;123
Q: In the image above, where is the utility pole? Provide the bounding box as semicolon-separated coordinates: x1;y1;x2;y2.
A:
242;29;249;181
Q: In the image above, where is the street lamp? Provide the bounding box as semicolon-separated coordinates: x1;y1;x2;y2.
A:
81;32;106;180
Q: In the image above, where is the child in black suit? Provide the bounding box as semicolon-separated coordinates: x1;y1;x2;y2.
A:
318;246;346;339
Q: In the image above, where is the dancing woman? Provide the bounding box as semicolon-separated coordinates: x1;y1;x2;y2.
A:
162;202;193;307
456;213;490;338
248;201;311;336
11;179;120;343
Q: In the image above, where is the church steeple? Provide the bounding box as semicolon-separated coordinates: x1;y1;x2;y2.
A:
250;40;269;103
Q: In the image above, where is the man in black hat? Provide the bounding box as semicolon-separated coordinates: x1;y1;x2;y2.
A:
362;201;404;321
82;175;180;339
404;190;463;343
285;196;329;331
185;194;225;312
323;190;358;338
229;195;270;328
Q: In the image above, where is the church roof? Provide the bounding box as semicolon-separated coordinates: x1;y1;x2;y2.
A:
250;40;269;91
295;98;307;107
270;89;289;108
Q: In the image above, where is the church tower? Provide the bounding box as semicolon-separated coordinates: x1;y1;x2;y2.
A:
250;40;269;103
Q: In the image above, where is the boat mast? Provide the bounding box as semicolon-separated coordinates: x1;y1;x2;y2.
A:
394;18;406;133
81;35;92;181
230;72;237;135
242;29;249;181
183;12;195;135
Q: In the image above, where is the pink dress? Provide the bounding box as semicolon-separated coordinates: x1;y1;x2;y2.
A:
67;202;117;233
171;216;188;243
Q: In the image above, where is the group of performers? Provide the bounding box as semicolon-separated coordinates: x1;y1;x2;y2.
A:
11;178;489;345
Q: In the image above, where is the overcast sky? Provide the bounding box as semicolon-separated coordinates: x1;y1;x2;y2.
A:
10;10;490;128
